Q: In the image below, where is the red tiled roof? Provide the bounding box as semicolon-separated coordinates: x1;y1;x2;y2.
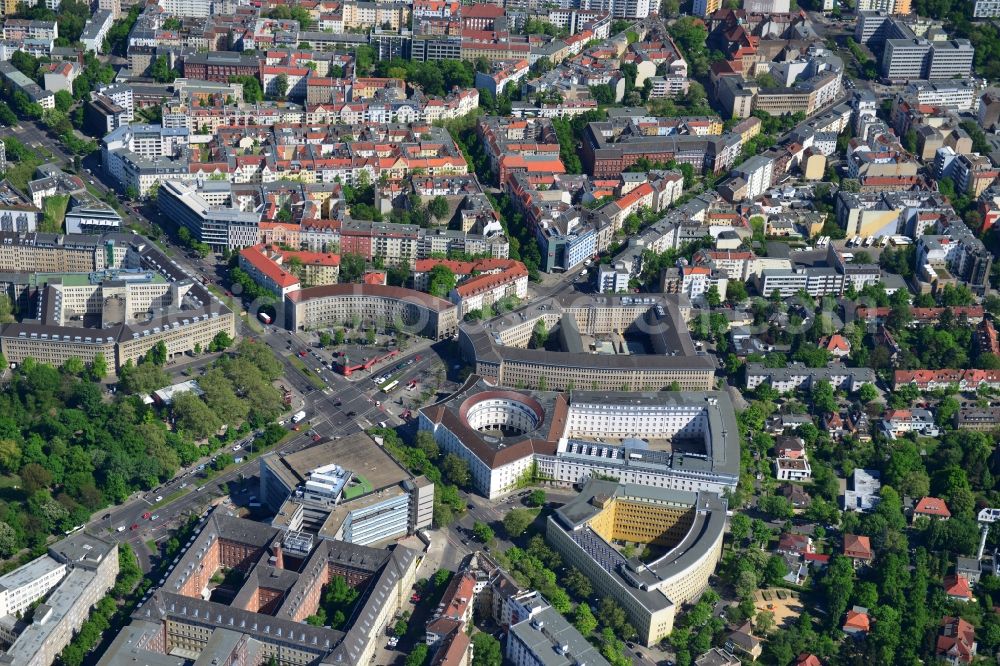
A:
936;616;976;663
914;496;951;518
843;609;870;632
239;245;299;289
454;263;528;299
944;575;973;599
843;534;872;560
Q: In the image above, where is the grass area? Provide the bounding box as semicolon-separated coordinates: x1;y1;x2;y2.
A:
145;539;158;552
40;194;69;233
287;354;326;390
343;474;373;500
153;486;193;509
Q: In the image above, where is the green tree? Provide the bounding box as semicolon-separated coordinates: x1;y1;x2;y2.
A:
765;555;789;585
404;644;429;666
574;602;598;636
273;73;289;100
151;55;178;83
726;280;748;304
146;340;168;366
472;521;494;543
427;196;449;221
756;609;775;635
172;392;222;440
811;380;837;414
858;383;878;403
705;285;722;307
527;489;546;506
471;633;502;666
566;567;593;599
441;453;470;486
54;90;73;113
503;508;533;538
760;495;793;520
428;264;457;298
729;512;751;547
210;330;233;352
0;522;19;558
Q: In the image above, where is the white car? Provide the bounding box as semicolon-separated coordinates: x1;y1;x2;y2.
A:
233;444;242;451
155;495;163;502
116;525;126;532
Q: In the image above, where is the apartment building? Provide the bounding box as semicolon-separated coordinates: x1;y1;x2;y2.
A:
0;61;54;110
160;0;213;18
692;0;721;17
974;0;1000;17
507;604;612;666
0;534;118;666
857;0;911;13
733;155;774;201
894;369;1000;392
745;362;876;393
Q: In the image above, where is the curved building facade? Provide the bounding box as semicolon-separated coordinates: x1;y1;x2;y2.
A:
285;284;459;339
419;376;739;499
546;478;725;646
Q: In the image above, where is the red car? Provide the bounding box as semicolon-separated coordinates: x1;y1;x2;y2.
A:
415;355;422;361
410;594;421;603
142;512;151;520
312;434;322;442
130;523;139;531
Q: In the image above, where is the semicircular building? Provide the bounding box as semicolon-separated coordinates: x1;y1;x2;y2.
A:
547;478;726;646
418;375;739;499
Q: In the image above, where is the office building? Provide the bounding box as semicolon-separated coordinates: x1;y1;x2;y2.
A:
546;479;726;645
64;202;123;235
260;432;434;546
285;284;459;340
458;292;715;392
0;232;235;375
101;511;420;666
158;180;260;251
419;375;739;499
